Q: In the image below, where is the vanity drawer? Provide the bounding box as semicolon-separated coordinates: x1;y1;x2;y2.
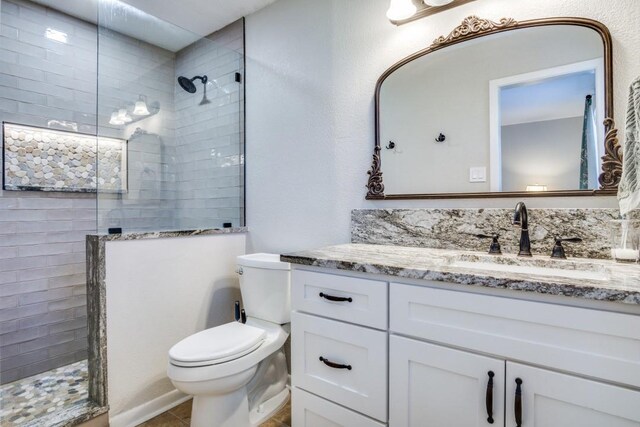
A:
390;282;640;388
291;312;388;421
292;387;386;427
292;269;388;329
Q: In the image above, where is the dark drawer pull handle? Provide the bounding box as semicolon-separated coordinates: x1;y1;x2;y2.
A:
319;292;352;303
486;371;495;424
319;356;352;370
515;378;523;427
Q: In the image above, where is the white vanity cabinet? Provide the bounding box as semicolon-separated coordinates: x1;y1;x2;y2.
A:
290;267;640;427
505;363;640;427
390;335;640;427
291;270;389;426
389;336;505;426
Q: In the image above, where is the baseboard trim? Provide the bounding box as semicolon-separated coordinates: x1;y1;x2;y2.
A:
108;389;190;427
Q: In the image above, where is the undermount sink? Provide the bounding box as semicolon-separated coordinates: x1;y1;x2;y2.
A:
449;253;610;281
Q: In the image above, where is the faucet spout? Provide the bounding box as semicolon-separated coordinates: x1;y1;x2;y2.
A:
513;202;532;257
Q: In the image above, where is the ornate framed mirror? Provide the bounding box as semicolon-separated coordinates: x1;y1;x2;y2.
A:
367;16;622;200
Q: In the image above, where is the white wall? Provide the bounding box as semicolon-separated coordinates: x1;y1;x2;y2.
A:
245;0;639;254
105;233;246;424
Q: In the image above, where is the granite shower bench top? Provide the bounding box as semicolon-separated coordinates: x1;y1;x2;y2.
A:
89;227;248;242
281;244;640;306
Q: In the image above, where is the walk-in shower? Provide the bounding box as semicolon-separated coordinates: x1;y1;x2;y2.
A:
0;0;245;425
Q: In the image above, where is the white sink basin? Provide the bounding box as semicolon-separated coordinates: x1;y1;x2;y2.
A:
450;257;609;282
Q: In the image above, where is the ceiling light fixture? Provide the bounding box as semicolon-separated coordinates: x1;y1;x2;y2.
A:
424;0;454;6
386;0;417;21
388;0;477;25
109;112;124;126
133;95;151;116
117;108;132;123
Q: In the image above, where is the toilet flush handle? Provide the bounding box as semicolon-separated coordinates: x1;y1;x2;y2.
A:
237;267;243;275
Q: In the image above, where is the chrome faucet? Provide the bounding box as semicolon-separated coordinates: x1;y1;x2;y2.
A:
512;202;532;257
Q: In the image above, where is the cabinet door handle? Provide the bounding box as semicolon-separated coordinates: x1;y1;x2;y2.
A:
319;292;353;303
485;371;495;424
319;356;352;370
514;378;523;427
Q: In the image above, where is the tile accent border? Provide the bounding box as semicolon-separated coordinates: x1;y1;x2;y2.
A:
85;228;248;409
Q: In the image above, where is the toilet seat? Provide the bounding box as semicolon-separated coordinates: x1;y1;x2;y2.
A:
169;322;266;367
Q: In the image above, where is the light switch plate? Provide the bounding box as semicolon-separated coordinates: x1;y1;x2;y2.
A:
469;167;486;183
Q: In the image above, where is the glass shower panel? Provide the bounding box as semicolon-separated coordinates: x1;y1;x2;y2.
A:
96;0;244;233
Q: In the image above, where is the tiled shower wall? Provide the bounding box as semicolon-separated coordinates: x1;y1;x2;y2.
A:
95;26;178;233
174;20;245;229
0;0;97;384
0;0;176;383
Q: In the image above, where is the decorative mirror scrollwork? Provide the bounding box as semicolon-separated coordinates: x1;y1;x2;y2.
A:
368;16;621;200
599;118;623;190
430;16;518;49
366;145;385;198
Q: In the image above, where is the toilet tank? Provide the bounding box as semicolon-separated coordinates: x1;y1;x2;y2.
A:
237;253;291;324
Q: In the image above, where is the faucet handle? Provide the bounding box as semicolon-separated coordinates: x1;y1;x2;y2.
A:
551;236;583;259
476;234;502;255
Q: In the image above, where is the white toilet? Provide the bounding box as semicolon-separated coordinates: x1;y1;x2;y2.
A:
167;253;291;427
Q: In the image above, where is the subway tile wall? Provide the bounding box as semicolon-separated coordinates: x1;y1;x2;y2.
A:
96;25;179;233
0;0;98;384
174;19;245;229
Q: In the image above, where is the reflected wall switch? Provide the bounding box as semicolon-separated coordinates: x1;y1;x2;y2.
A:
469;167;486;183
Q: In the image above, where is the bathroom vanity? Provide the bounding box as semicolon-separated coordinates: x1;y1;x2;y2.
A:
284;244;640;427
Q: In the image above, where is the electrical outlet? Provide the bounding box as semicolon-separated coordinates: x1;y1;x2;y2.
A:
469;167;486;183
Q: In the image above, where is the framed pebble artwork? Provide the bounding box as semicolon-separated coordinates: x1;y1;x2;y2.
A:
2;122;127;193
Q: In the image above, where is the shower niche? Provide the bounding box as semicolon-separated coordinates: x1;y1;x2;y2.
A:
2;122;127;193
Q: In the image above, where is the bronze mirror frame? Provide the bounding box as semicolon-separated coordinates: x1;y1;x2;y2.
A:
367;16;622;200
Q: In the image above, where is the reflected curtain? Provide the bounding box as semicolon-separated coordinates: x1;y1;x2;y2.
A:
580;95;598;189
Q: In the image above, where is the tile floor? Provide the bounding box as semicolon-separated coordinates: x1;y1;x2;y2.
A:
0;360;89;426
136;396;291;427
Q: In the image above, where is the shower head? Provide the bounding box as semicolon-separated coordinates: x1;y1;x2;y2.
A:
177;75;208;94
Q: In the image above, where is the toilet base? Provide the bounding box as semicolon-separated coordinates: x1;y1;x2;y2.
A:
249;387;290;427
191;387;250;427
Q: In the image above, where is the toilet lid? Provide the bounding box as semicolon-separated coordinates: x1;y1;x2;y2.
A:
169;322;266;367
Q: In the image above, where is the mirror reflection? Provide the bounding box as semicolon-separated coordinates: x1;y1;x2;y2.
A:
379;24;605;195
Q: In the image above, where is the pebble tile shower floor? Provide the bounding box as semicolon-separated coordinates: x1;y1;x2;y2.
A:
0;360;88;426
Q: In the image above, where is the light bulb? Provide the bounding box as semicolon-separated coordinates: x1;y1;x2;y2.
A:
109;112;124;125
117;108;132;123
133;96;150;116
424;0;454;5
525;184;548;192
387;0;417;21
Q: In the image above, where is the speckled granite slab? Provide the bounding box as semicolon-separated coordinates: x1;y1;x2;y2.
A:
92;227;247;242
352;209;622;259
281;244;640;305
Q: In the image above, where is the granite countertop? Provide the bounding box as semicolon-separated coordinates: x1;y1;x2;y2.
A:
281;244;640;305
88;227;247;242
